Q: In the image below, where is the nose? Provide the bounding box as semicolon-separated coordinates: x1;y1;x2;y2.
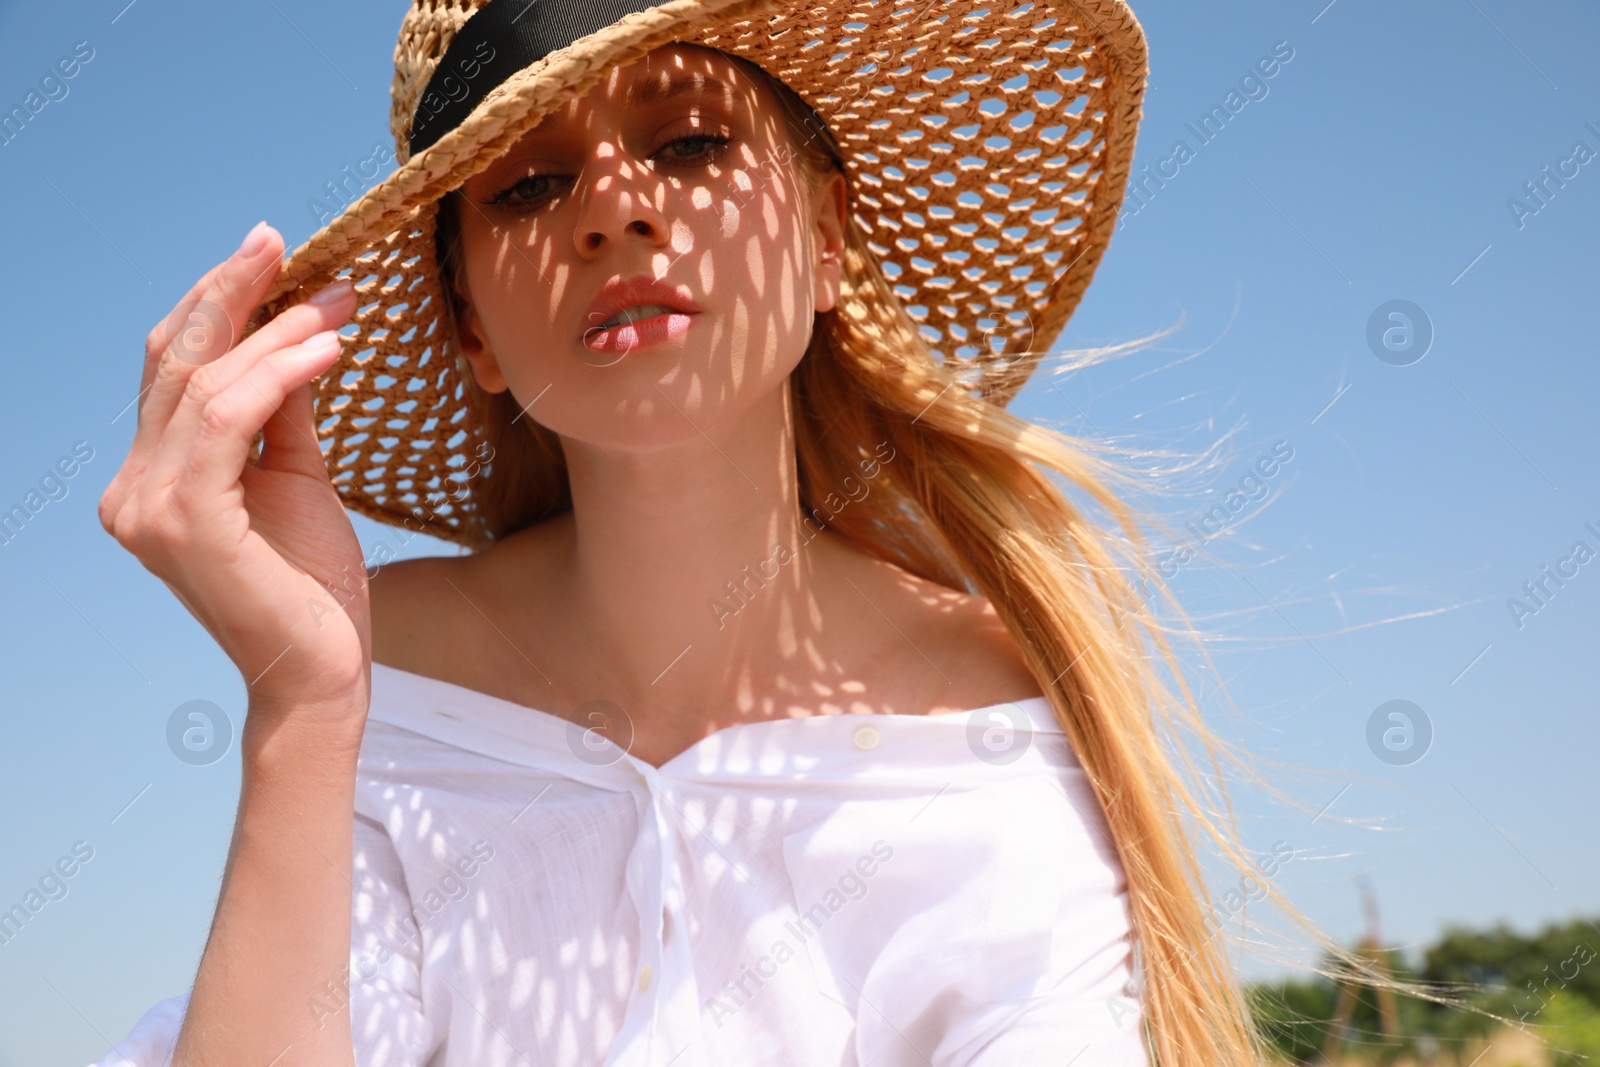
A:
571;142;672;260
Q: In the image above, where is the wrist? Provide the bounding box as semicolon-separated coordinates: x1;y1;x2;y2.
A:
241;693;370;772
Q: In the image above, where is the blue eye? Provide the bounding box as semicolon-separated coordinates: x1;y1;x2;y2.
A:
481;133;734;214
485;174;556;210
657;133;731;163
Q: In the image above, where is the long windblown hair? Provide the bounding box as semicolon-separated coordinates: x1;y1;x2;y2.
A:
430;48;1483;1066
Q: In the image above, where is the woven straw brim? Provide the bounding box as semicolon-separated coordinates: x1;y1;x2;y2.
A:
243;0;1146;547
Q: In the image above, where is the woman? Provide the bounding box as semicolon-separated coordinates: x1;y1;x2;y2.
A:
91;0;1450;1064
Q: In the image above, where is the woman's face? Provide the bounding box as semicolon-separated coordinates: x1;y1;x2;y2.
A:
450;43;846;450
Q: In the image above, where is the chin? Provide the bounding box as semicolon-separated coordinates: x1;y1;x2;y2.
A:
498;315;811;444
508;360;789;453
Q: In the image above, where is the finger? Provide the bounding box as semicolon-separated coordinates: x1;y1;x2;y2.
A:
140;261;221;398
208;280;356;387
142;286;353;495
132;222;286;458
105;263;347;529
255;363;331;481
106;255;236;534
138;223;279;400
173;331;345;505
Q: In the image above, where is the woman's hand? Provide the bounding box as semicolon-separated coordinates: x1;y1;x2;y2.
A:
99;221;371;720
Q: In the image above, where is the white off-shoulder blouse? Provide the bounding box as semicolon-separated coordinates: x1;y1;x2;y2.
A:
87;660;1148;1066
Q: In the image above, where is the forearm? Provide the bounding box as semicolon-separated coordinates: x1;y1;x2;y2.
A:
171;700;367;1067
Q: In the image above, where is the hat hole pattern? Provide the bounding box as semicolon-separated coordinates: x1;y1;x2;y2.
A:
244;0;1142;545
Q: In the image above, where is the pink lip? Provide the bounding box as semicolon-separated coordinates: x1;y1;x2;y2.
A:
581;310;697;354
579;274;703;351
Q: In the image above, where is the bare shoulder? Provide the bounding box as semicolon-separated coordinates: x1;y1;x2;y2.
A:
855;558;1043;715
367;554;464;673
367;521;559;680
928;589;1044;712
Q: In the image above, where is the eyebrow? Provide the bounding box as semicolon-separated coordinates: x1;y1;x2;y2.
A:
624;73;738;108
521;72;739;136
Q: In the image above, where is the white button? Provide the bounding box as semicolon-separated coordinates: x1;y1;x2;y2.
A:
853;724;880;751
637;962;652;992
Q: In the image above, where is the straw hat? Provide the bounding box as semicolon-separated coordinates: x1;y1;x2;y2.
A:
242;0;1147;547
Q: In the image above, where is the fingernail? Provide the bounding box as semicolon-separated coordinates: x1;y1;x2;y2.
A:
308;279;355;306
300;330;343;357
236;221;271;259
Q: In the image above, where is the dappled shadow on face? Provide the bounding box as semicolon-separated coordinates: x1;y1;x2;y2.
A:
450;43;821;454
428;42;1033;757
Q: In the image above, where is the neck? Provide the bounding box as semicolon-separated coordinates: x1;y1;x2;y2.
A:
541;383;848;723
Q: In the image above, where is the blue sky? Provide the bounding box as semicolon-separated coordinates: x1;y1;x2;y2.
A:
1;1;1596;1063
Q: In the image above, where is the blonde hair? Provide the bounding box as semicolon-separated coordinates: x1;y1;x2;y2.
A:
432;47;1496;1066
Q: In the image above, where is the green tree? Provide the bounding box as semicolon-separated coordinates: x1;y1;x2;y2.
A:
1247;948;1427;1064
1420;918;1600;1042
1538;989;1600;1067
1247;973;1336;1063
1244;916;1600;1064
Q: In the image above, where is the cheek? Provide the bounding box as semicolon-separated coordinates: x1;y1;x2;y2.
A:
708;175;813;308
708;191;811;358
465;237;559;341
459;166;820;436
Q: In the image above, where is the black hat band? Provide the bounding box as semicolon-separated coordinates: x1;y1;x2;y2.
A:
408;0;671;157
